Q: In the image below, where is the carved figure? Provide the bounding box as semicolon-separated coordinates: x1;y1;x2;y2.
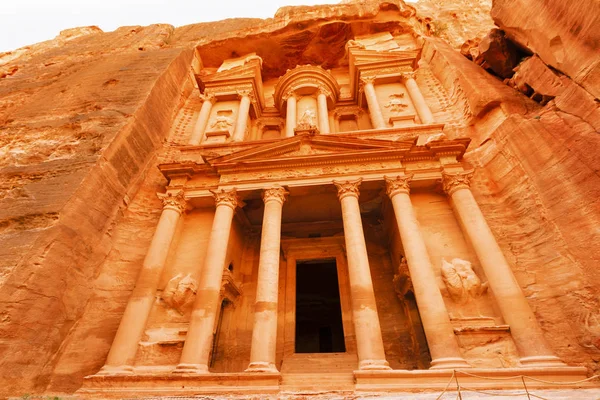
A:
210;110;233;131
162;273;198;314
393;255;412;298
384;94;408;113
423;132;447;145
441;258;488;305
297;108;317;129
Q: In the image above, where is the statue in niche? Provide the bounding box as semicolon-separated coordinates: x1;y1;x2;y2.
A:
441;258;488;317
393;255;412;298
210;110;234;131
384;93;409;113
162;273;198;315
297;108;317;130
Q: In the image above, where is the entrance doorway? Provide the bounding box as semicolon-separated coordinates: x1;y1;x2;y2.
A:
295;259;346;353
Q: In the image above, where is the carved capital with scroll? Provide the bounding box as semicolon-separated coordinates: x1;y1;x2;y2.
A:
384;174;414;198
200;92;216;103
333;178;362;201
157;190;187;214
262;186;289;205
441;170;474;196
400;71;416;82
211;188;242;210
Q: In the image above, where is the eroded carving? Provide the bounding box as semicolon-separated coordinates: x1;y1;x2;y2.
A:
162;273;198;314
211;188;241;209
210;110;234;131
441;258;488;306
384;93;408;113
297;108;317;130
262;186;289;204
333;178;362;200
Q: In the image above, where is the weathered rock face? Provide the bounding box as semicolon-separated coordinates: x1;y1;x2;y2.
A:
491;0;600;99
0;0;599;397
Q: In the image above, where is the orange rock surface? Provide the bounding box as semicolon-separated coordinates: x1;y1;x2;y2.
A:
0;0;598;397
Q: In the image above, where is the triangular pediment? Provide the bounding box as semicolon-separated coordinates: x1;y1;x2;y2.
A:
349;49;419;67
206;134;413;167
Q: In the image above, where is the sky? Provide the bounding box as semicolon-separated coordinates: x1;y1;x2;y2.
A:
0;0;336;53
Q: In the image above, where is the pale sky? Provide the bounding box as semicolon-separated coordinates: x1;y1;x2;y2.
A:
0;0;338;53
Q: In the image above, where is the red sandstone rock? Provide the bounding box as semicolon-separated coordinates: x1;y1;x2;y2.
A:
0;0;599;398
474;28;521;79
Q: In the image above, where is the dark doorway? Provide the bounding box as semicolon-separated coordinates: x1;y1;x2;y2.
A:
295;259;346;353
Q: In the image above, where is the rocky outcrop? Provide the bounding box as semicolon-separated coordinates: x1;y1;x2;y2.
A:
491;0;600;99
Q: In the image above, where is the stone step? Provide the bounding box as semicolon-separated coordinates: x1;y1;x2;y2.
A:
280;353;358;373
280;372;355;391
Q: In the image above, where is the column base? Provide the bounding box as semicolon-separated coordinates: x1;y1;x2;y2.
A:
358;359;392;370
519;355;566;368
173;363;209;374
245;361;279;373
96;364;134;375
429;357;471;369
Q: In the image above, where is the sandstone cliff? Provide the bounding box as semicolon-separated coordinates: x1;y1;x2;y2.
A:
0;0;598;397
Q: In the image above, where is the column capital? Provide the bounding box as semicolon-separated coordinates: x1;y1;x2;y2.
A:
282;89;297;101
384;174;414;197
317;85;332;98
441;170;474;196
211;188;242;210
334;178;362;200
157;190;187;214
359;76;376;87
199;92;216;104
400;71;416;82
237;89;254;100
262;186;289;205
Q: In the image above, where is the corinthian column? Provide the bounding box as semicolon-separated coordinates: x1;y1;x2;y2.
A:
246;186;288;372
385;175;469;369
232;90;252;142
317;88;331;134
442;171;564;367
360;77;386;129
175;189;241;373
402;72;435;124
334;179;390;370
284;90;297;138
99;190;186;374
189;93;216;145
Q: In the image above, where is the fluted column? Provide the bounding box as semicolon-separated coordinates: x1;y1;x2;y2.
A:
360;77;386;129
442;171;564;367
284;91;297;138
232;90;252;142
402;72;435;124
385;175;470;369
175;189;241;373
334;179;390;370
246;187;288;372
189;93;216;145
99;191;186;374
317;88;331;134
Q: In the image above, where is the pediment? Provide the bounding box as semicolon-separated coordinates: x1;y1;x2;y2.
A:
205;134;413;167
349;49;419;67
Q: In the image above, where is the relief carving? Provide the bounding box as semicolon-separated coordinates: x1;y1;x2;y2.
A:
209;110;234;131
441;258;489;318
384;93;409;113
297;108;318;130
393;255;413;298
162;273;198;315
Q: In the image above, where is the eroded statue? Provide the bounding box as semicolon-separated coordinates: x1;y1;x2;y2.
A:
162;273;198;314
297;108;317;130
384;93;408;113
441;258;488;305
210;110;234;131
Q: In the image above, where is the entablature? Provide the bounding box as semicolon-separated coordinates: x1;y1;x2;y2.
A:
159;132;470;207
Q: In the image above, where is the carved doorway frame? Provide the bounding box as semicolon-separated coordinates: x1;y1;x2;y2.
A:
281;236;356;358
